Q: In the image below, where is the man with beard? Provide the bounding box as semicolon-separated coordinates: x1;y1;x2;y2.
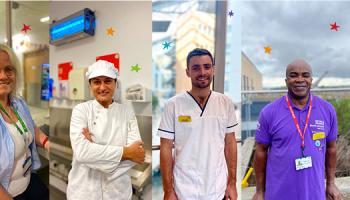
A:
253;59;341;200
158;48;238;200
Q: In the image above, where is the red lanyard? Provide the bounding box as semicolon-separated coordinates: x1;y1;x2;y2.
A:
285;95;313;156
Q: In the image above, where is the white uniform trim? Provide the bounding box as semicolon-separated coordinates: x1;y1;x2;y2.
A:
67;100;141;200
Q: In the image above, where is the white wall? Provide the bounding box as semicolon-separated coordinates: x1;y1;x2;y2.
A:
49;1;152;116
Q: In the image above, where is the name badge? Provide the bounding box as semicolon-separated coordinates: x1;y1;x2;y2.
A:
295;156;312;170
312;132;325;140
178;115;191;122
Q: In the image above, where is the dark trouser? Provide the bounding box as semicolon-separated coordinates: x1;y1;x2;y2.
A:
14;173;48;200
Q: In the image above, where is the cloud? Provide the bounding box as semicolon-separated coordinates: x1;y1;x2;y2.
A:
242;1;350;84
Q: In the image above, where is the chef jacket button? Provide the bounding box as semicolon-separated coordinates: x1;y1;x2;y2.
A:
93;122;96;125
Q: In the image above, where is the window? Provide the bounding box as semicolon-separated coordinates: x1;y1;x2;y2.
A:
0;2;6;44
11;1;49;108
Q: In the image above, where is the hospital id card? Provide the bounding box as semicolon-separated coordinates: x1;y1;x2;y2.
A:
295;156;312;170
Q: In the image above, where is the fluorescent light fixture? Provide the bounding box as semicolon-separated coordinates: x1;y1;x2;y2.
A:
50;15;85;40
40;16;50;23
49;8;95;46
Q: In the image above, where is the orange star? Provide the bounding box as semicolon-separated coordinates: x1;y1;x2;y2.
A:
264;46;272;54
21;24;31;33
106;27;115;36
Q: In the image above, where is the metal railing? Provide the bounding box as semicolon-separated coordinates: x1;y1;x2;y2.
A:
152;139;242;151
242;87;350;94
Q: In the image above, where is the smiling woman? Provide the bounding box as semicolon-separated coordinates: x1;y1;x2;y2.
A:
0;51;16;96
0;44;49;200
67;60;145;200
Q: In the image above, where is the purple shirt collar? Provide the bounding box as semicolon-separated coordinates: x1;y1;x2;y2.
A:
284;92;317;111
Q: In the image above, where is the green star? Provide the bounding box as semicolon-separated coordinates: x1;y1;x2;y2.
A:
131;64;141;72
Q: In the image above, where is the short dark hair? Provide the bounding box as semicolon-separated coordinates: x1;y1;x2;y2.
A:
186;48;214;68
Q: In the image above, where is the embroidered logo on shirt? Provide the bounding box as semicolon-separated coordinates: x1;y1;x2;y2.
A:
315;120;324;126
310;119;325;131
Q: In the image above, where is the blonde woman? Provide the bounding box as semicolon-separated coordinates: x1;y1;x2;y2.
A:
0;44;49;200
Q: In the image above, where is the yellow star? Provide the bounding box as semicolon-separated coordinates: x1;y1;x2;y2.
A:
106;27;115;36
264;46;272;54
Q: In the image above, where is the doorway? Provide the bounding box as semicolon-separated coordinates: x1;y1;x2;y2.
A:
23;47;49;108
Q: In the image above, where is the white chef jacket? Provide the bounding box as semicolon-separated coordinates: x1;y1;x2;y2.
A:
67;100;141;200
157;91;238;200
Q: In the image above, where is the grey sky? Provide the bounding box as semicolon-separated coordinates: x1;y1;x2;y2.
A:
242;1;350;83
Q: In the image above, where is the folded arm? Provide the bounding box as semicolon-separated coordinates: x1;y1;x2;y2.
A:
70;105;124;174
72;106;145;174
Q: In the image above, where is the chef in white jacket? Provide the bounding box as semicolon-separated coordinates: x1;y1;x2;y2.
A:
67;60;145;200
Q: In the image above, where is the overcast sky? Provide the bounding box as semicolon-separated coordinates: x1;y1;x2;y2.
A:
241;1;350;88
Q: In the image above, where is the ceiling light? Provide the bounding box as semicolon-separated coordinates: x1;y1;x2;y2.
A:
40;16;50;23
12;33;31;53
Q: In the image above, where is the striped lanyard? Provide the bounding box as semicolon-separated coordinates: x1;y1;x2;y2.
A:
0;103;28;135
285;95;313;157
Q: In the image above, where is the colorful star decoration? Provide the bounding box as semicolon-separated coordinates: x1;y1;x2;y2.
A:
106;27;115;36
330;22;340;31
228;10;234;17
264;46;272;54
131;64;141;72
21;24;31;33
162;41;172;49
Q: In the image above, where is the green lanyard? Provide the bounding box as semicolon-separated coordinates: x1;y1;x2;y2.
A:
0;103;28;135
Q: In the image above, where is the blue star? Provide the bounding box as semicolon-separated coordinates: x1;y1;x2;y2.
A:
228;10;234;17
162;41;172;49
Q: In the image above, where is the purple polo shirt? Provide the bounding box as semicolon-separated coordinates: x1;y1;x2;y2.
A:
255;93;338;200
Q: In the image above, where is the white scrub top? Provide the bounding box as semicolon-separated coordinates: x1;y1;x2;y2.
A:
67;100;141;200
158;91;238;200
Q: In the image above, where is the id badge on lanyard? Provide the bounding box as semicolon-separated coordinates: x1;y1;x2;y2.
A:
22;132;33;177
285;95;313;171
0;103;32;176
